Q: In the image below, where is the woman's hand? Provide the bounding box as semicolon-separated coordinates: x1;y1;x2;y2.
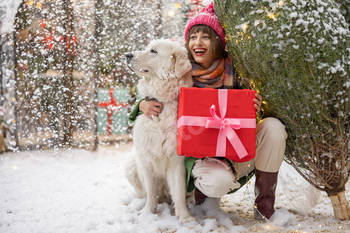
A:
253;93;262;113
139;100;164;119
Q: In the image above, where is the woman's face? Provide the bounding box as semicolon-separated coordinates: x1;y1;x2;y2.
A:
188;31;215;69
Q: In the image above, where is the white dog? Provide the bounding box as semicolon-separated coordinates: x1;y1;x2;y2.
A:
124;39;195;223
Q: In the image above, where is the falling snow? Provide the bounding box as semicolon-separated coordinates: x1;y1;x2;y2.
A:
1;0;350;232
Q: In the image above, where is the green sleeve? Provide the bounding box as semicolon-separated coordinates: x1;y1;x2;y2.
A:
128;98;145;124
185;156;198;193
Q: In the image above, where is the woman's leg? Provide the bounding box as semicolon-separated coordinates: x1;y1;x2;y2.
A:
254;117;287;220
190;117;287;210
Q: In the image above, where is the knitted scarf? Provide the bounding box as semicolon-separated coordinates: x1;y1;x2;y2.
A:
191;56;240;89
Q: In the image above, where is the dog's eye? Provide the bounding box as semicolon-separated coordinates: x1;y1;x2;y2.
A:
150;49;158;54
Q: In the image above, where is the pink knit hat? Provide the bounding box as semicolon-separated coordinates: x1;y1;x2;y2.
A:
184;2;226;47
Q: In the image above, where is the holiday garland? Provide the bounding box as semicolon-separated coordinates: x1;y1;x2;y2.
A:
215;0;350;220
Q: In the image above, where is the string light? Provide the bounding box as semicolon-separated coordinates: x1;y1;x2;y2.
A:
167;10;175;17
268;12;276;19
242;23;248;33
25;1;34;6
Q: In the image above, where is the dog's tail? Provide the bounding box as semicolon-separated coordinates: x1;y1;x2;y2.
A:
124;147;144;197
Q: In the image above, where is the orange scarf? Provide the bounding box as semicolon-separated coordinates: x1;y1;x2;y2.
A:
191;56;240;89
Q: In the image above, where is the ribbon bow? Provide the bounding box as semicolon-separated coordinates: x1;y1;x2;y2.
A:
205;90;248;159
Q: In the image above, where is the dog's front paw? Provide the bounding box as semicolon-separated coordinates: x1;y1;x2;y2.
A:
145;203;157;214
179;215;197;223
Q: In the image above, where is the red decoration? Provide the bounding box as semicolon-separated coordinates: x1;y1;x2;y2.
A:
40;19;77;55
186;0;203;18
59;35;77;56
43;34;54;50
177;87;256;162
98;89;128;135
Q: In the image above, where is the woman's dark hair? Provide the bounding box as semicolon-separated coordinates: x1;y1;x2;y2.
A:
185;25;228;63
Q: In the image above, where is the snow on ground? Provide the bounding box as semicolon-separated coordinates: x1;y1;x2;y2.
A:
0;141;349;233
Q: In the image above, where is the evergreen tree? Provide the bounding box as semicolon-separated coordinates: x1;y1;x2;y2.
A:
335;0;350;26
215;0;350;220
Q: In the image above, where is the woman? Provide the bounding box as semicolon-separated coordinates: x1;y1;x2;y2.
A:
128;2;287;222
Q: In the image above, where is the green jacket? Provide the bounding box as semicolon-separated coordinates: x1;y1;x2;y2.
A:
128;99;145;124
128;98;254;194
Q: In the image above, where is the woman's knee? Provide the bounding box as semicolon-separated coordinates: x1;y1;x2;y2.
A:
255;117;286;172
257;117;287;142
192;159;239;198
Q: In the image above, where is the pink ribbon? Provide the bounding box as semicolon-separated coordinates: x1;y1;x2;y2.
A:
177;89;255;159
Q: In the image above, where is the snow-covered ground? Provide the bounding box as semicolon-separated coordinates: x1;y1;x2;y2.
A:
0;142;349;233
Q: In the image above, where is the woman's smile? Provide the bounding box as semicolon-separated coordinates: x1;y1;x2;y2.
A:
193;48;207;56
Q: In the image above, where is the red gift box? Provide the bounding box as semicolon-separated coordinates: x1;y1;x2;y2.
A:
177;87;256;162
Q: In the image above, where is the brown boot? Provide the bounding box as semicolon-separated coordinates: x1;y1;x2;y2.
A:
195;188;207;205
254;169;278;221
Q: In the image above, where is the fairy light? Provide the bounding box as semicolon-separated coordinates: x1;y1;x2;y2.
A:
25;1;34;6
278;0;284;7
268;12;275;19
167;10;175;17
242;23;248;33
13;166;18;170
175;3;181;9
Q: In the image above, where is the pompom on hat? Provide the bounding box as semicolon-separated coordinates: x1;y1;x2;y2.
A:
184;1;226;47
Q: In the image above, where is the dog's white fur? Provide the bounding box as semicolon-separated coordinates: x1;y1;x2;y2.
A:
124;39;195;223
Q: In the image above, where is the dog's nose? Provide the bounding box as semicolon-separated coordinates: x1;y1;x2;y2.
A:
125;53;133;60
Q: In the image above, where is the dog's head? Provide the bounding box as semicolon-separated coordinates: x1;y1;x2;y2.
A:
125;39;192;80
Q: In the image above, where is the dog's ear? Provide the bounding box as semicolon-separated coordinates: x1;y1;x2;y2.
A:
174;49;192;78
